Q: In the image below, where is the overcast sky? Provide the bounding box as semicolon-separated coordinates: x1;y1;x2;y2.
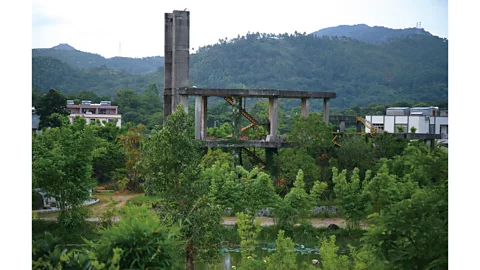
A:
32;0;448;58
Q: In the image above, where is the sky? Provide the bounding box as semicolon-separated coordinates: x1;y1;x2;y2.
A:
32;0;448;58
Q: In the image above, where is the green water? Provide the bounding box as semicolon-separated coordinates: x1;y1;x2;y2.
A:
195;247;320;269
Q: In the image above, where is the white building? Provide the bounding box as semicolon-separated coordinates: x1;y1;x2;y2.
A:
67;100;122;127
365;106;448;145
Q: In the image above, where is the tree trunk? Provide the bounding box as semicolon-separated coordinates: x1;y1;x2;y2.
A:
186;241;195;270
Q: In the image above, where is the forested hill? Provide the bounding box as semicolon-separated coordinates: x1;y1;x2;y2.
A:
33;44;164;74
190;32;447;108
32;32;447;109
311;24;433;44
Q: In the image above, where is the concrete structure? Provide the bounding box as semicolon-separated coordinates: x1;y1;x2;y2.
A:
67;100;122;127
164;10;190;117
365;107;448;145
162;10;336;172
32;107;42;135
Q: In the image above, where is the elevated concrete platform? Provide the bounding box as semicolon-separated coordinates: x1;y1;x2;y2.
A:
177;87;336;99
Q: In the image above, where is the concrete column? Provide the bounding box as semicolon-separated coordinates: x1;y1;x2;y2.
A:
195;96;202;140
356;119;362;133
195;96;208;140
232;96;242;140
172;10;190;112
202;96;207;140
163;13;173;121
323;98;330;123
301;98;310;117
269;97;278;138
180;95;189;113
340;121;345;132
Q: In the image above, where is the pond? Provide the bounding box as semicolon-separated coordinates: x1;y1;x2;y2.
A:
195;246;321;269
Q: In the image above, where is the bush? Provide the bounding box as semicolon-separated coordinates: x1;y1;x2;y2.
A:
57;206;90;234
91;205;184;269
32;190;44;210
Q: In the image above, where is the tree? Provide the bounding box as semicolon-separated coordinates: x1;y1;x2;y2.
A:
236;212;263;270
36;88;69;129
361;186;447;269
139;105;222;270
114;89;140;112
117;124;146;191
278;148;321;191
319;236;351;270
332;167;370;229
264;230;297;270
91;205;184;269
200;148;234;168
336;135;375;176
283;169;313;222
33;119;96;230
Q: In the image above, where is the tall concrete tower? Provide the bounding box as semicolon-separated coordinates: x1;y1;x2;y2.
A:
164;10;190;119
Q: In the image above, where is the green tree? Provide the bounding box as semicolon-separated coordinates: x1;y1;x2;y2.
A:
336;135;375;176
284;169;313;222
236;212;263;270
139;105;222;269
319;235;351;270
278;148;321;191
91;205;184;269
332;167;370;229
264;230;297;270
362;186;447;269
200;148;234;168
36;88;69;129
33;119;96;231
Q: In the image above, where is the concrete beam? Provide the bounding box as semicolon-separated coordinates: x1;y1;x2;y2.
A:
172;10;190;111
301;98;310;117
177;88;336;99
269;97;279;138
163;13;173;121
323;98;330;123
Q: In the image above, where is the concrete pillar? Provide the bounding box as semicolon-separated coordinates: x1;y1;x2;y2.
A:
356;119;362;133
323;98;330;123
163;13;173;121
301;98;310;117
172;10;190;112
232;96;242;140
269;97;279;138
195;96;202;140
340;121;345;132
195;96;208;140
202;96;207;140
180;95;189;113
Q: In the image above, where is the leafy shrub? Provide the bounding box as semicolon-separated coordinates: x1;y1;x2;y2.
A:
90;205;184;269
57;206;90;233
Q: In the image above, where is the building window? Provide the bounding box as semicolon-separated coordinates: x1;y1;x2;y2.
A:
373;124;384;130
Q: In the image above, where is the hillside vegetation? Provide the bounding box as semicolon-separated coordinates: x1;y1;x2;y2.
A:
32;31;447;109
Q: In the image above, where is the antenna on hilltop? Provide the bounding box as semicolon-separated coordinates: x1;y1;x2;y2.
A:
118;42;122;57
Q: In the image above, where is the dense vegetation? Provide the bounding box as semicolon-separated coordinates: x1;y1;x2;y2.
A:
33;45;164;73
32;30;447;109
311;24;432;44
33;91;448;269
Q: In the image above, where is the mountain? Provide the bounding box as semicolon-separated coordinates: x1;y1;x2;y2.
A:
32;32;447;109
311;24;433;44
32;44;164;74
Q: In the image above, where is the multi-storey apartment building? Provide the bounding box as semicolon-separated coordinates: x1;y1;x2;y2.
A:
67;100;122;127
365;106;448;145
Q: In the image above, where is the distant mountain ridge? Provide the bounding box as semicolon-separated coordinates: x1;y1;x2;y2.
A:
311;24;433;44
32;44;164;74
